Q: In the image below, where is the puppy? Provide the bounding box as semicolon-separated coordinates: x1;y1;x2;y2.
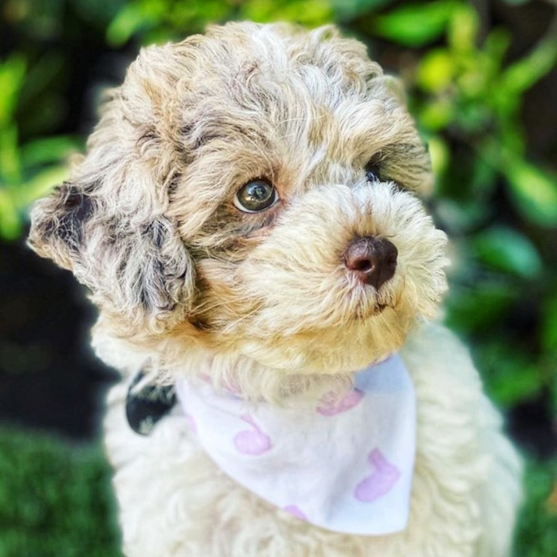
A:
29;22;522;557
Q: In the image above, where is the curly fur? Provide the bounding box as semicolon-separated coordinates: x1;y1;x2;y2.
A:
29;21;522;556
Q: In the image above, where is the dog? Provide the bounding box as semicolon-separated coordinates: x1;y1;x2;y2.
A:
29;21;522;557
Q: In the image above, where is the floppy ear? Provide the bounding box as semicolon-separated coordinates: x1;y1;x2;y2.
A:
379;75;434;196
352;64;433;196
28;179;195;335
28;43;196;335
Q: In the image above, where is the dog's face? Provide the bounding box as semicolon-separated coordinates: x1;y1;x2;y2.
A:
29;22;447;374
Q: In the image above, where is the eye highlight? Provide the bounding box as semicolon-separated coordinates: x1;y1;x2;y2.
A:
234;179;278;213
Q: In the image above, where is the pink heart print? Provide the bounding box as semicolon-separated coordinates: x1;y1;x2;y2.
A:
317;388;364;416
283;505;308;521
233;414;272;455
354;449;401;503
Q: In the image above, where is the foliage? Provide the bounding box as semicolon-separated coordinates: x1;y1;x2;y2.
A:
515;457;557;557
0;0;556;553
0;427;120;557
0;54;77;239
401;2;557;413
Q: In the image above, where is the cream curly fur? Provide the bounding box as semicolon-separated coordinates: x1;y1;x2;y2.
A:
29;21;522;556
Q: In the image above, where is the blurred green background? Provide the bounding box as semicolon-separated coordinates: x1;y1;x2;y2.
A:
0;0;556;555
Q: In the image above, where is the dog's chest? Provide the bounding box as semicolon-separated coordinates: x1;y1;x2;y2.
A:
174;354;416;536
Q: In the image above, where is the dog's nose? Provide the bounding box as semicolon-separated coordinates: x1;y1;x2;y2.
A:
344;236;398;289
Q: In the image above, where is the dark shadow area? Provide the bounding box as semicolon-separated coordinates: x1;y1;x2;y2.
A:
0;236;116;439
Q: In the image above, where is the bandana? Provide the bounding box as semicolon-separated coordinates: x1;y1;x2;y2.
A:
174;354;415;536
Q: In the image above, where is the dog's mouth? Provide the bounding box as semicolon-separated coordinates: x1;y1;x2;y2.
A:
351;277;403;320
353;301;392;321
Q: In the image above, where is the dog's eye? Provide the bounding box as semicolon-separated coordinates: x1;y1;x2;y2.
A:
364;161;382;183
234;179;278;213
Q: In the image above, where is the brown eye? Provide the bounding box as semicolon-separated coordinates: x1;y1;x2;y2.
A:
234;179;278;213
365;161;382;183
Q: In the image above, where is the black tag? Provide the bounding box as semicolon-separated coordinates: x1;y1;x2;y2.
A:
125;371;177;435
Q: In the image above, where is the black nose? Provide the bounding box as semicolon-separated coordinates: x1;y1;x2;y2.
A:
344;236;398;290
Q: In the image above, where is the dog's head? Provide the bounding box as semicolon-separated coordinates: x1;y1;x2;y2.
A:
29;22;447;374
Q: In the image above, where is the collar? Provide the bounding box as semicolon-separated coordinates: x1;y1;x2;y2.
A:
175;354;416;536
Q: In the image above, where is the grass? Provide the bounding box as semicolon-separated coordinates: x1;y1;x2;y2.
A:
0;426;555;556
0;427;120;557
515;457;557;557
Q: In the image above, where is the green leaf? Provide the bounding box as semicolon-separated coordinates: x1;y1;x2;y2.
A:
417;49;454;92
483;28;511;71
372;0;456;46
472;226;542;279
502;35;557;95
0;189;21;240
505;161;557;227
330;0;394;21
516;457;557;556
552;370;557;417
492;365;543;407
447;3;479;53
0;55;27;126
74;0;124;28
240;0;333;26
542;295;557;352
0;125;21;186
21;165;69;206
427;135;450;178
106;3;155;46
469;156;498;199
418;97;454;131
18;52;64;108
445;279;517;333
475;341;543;407
21;136;79;168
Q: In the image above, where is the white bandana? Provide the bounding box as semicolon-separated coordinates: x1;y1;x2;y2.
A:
175;354;415;536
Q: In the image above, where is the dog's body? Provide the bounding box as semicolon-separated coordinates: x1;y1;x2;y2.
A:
29;22;522;556
98;323;521;557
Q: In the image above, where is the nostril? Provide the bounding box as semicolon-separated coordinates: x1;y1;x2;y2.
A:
351;258;373;273
344;236;397;289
